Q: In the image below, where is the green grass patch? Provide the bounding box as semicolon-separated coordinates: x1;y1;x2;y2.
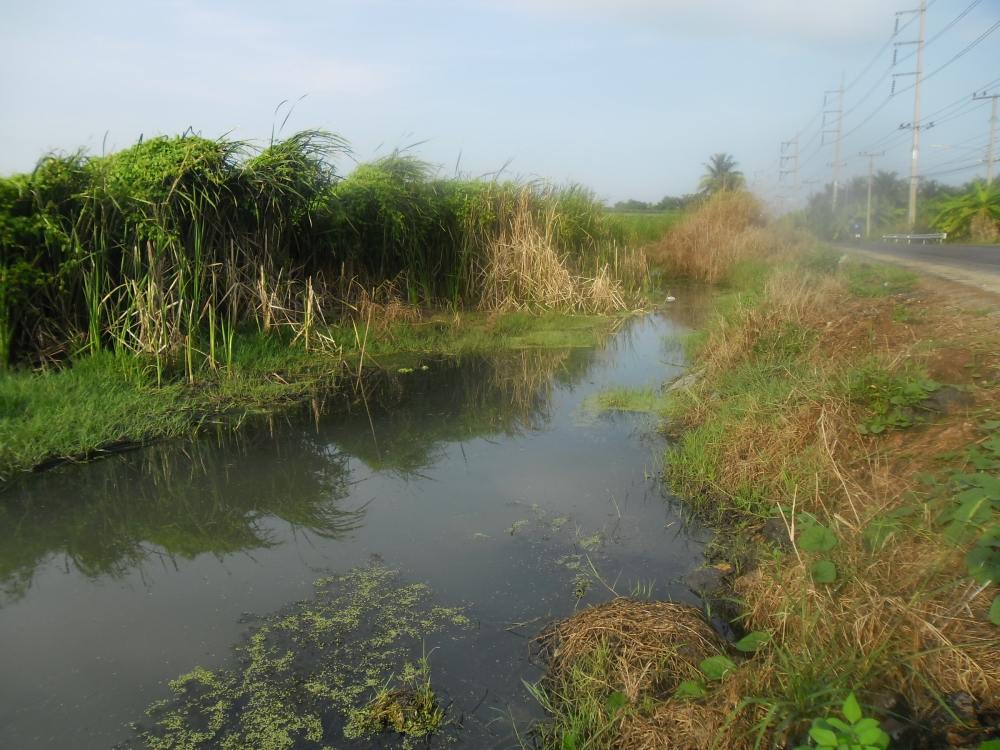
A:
605;210;682;245
843;260;917;297
0;310;623;479
582;387;668;415
333;310;620;362
844;359;940;434
0;335;344;480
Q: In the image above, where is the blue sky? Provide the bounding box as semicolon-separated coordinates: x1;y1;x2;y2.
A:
1;0;997;205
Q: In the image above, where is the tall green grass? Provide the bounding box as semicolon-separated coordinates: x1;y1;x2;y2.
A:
0;133;644;369
605;210;682;245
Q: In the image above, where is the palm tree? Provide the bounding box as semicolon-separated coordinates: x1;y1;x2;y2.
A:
932;180;1000;242
872;170;906;205
699;153;745;195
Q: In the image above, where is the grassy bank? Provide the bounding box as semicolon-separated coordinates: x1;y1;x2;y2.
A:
531;192;999;749
0;309;622;480
603;210;682;245
0;130;649;370
0;129;665;480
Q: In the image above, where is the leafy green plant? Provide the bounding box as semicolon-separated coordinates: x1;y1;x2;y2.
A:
797;516;838;553
931;180;1000;241
733;630;771;653
699;655;737;681
847;365;939;435
675;679;708;699
794;692;890;750
674;632;771;701
923;422;1000;626
809;559;838;584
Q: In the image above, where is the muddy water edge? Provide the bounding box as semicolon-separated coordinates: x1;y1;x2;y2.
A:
0;296;714;749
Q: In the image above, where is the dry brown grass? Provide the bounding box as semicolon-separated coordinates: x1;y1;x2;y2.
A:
349;279;423;331
646;192;804;283
478;190;630;313
540;599;724;703
534;255;1000;748
537;599;739;750
687;269;998;709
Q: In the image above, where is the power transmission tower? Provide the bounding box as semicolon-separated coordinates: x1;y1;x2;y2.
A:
973;91;998;183
823;76;845;211
779;137;800;208
894;1;927;229
860;151;885;238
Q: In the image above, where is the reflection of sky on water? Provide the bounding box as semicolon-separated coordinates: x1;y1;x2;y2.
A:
0;306;711;750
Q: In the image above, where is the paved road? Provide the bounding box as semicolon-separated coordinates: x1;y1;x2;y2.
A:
840;240;1000;274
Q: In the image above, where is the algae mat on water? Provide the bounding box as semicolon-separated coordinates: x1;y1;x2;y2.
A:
124;565;470;750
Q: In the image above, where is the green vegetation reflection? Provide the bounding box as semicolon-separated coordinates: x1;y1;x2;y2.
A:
0;427;359;604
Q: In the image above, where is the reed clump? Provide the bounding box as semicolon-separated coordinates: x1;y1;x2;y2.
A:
0;133;645;371
647;191;804;283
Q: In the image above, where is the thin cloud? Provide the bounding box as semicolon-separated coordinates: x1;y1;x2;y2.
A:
495;0;902;44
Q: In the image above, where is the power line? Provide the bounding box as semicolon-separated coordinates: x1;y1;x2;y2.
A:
925;99;988;129
921;159;986;178
844;9;922;92
842;10;999;143
895;0;982;67
927;0;983;45
854;76;1000;153
916;77;1000;123
899;19;1000;94
923;140;989;169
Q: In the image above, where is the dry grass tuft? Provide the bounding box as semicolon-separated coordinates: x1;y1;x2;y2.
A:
350;279;423;331
647;191;805;283
478;190;629;313
540;598;724;702
666;267;1000;744
619;697;742;750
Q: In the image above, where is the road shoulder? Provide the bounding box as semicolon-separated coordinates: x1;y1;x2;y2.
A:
833;243;1000;295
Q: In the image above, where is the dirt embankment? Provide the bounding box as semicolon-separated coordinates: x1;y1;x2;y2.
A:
531;199;1000;750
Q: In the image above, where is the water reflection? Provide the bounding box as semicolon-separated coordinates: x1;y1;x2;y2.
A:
0;429;359;604
330;347;595;473
0;311;711;750
0;347;598;605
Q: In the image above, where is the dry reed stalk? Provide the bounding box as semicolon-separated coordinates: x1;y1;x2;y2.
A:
647;191;806;283
477;189;630;314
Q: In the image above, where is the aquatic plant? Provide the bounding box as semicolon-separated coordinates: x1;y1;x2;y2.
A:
344;654;445;741
131;565;468;749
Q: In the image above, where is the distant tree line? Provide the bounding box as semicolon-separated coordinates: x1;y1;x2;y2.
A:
610;195;700;212
796;172;1000;242
612;153;746;212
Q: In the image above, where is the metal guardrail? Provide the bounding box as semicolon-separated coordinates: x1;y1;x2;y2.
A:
881;232;947;244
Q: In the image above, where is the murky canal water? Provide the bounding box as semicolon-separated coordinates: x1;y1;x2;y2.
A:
1;307;710;749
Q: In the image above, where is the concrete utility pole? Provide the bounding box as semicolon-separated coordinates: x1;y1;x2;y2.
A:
860;151;885;238
894;1;927;229
973;91;998;183
823;76;845;211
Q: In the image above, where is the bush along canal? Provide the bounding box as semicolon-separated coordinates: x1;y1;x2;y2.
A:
0;306;713;749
